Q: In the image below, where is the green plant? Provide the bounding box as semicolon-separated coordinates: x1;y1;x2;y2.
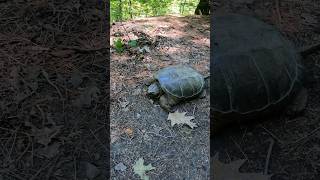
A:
128;39;138;47
114;38;124;53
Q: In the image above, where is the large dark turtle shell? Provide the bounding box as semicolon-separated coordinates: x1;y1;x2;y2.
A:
155;65;205;99
212;14;301;118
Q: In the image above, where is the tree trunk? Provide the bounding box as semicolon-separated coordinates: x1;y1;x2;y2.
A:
129;0;133;19
195;0;210;15
118;0;122;21
180;0;187;14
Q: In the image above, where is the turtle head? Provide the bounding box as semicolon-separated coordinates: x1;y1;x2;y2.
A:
147;82;161;98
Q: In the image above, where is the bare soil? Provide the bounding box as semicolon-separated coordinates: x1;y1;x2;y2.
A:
212;0;320;179
110;15;210;179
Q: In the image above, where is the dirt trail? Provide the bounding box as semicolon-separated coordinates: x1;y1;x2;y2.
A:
110;15;210;179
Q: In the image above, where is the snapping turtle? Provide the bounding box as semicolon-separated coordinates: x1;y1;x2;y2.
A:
147;65;205;112
212;14;311;129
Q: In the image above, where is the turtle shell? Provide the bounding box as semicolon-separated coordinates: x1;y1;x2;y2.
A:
155;65;205;99
212;14;301;117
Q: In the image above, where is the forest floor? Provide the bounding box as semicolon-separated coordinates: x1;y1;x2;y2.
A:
0;1;108;179
212;0;320;180
110;16;210;179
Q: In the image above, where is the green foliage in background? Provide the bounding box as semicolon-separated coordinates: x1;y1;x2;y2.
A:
111;0;199;22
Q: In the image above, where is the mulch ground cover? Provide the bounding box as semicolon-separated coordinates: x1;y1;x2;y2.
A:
0;1;109;179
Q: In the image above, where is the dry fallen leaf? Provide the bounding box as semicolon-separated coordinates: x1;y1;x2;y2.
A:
212;153;272;180
167;110;197;129
124;127;134;137
133;158;155;180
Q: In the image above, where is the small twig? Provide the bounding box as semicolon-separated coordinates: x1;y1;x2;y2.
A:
45;156;60;180
285;126;320;154
0;49;25;66
3;170;25;180
36;105;46;127
192;105;196;115
264;138;274;175
1;133;32;169
230;136;249;160
41;70;63;99
8;128;18;162
29;158;55;180
274;0;282;26
260;125;283;144
89;128;108;152
290;126;320;145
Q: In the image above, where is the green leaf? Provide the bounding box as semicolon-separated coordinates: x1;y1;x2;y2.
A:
128;40;138;47
133;158;155;180
113;38;124;53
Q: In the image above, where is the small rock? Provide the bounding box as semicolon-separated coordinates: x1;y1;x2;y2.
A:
115;162;127;171
136;113;141;119
139;45;151;53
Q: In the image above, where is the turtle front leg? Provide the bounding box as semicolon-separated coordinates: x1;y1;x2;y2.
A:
159;95;172;112
159;95;179;113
